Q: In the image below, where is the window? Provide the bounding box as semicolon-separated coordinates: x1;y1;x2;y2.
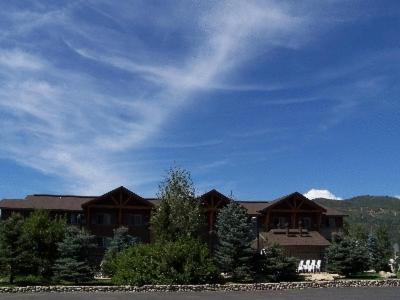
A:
301;217;311;229
92;213;112;225
70;213;77;225
126;214;144;227
273;216;288;228
69;213;82;225
328;217;336;228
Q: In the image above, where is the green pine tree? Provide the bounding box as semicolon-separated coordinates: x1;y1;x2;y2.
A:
102;227;137;276
53;226;97;284
20;210;66;280
367;232;380;271
375;226;393;271
0;213;27;284
255;244;298;282
326;234;370;276
214;201;254;281
151;166;204;242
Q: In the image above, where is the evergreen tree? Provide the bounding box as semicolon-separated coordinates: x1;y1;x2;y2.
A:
326;234;370;276
102;227;137;276
344;222;369;243
255;244;298;282
367;232;380;271
53;226;97;284
0;213;27;284
151;166;204;242
20;210;66;280
214;201;254;281
375;226;392;271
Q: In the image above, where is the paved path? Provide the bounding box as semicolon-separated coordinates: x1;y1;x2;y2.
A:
0;287;399;300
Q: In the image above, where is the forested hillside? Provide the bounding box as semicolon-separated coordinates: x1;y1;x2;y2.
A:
314;196;400;245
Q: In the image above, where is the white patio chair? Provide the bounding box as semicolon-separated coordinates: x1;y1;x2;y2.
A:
308;260;316;273
315;260;321;273
304;260;311;273
297;260;304;273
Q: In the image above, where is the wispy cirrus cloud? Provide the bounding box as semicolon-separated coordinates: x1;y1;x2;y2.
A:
0;1;344;194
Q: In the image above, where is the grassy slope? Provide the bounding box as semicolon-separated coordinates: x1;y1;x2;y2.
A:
314;196;400;245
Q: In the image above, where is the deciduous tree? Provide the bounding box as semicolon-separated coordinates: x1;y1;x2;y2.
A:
151;167;204;242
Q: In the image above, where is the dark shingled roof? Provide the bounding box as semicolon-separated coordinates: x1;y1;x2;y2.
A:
265;229;331;247
146;198;270;215
238;201;269;215
0;195;95;211
0;189;347;216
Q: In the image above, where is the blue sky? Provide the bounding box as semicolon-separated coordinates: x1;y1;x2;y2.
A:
0;1;399;200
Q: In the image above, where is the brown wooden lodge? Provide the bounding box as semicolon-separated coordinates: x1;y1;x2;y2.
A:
0;186;346;261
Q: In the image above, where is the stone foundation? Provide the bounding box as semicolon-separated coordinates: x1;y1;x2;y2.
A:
1;279;400;293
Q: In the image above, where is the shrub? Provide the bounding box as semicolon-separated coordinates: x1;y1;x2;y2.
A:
112;239;218;285
254;244;298;282
102;227;137;276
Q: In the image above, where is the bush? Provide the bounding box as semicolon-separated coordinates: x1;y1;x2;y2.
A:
254;244;298;282
112;239;218;285
102;227;137;277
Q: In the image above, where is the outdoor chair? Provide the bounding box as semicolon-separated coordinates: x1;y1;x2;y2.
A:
304;260;311;273
297;260;304;273
315;260;321;273
308;260;316;273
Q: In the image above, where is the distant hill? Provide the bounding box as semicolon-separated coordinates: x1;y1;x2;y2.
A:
314;195;400;245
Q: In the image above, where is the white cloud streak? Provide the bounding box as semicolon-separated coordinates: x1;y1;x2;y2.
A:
0;1;327;194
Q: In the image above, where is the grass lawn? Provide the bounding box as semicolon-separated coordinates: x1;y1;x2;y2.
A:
0;276;113;287
347;272;382;280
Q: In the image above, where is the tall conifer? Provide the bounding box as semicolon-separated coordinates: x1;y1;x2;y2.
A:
214;201;254;281
53;226;97;284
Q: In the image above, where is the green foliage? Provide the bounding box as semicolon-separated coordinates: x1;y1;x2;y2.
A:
151;166;204;242
326;234;370;276
254;244;298;282
102;227;137;276
369;226;392;271
344;222;369;242
53;226;97;284
0;211;66;283
112;239;218;286
0;213;26;284
20;210;66;279
215;201;254;281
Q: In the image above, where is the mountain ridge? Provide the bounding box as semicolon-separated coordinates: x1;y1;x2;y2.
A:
314;195;400;245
